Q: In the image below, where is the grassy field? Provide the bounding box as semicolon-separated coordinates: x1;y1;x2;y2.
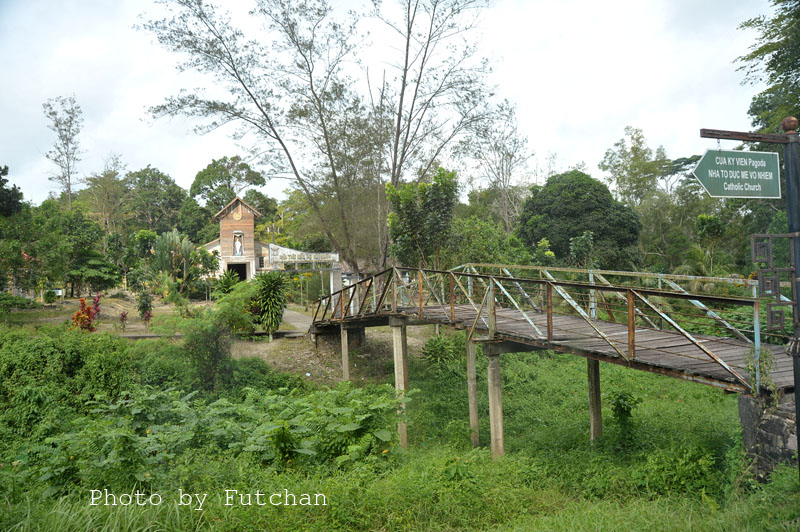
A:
1;299;798;531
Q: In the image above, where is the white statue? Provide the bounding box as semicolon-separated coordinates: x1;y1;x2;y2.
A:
234;236;243;256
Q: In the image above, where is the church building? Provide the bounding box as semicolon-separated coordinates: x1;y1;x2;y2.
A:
203;197;341;285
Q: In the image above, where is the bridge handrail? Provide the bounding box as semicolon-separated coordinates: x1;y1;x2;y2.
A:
454;263;763;289
310;267;764;393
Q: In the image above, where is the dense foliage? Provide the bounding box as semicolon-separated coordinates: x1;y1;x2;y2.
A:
387;168;460;269
0;324;402;520
252;272;289;338
517;170;642;270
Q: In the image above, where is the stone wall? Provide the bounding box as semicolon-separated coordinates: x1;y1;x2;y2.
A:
738;391;797;478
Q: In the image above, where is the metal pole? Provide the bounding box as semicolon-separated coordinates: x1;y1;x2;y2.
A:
780;116;800;482
752;284;761;392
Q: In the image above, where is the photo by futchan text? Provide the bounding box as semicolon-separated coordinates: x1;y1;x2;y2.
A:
89;488;328;511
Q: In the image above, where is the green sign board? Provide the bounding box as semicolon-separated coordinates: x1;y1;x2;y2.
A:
692;149;781;199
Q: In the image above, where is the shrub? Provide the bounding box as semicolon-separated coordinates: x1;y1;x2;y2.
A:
0;292;41;313
91;293;101;317
639;446;723;497
211;281;258;335
43;290;57;304
128;339;193;390
212;269;241;299
137;290;153;320
253;272;288;339
422;334;459;366
181;318;233;392
70;298;97;332
0;329;132;439
609;390;642;450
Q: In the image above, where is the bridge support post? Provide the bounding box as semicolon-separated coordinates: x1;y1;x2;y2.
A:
487;352;504;458
340;324;349;381
392;322;409;449
588;359;602;441
466;340;479;447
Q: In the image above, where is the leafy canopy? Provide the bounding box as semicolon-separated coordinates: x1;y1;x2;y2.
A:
386;168;459;269
517;170;642;270
191;156;266;212
737;0;800;131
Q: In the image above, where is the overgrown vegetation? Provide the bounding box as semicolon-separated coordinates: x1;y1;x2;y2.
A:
0;317;798;530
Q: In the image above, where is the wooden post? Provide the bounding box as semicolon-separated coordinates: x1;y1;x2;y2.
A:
587;358;602;441
466;340;479;447
418;270;424;318
487;353;504;458
392;323;409;449
340;324;349;381
488;281;496;339
627;289;635;359
546;282;553;342
449;274;455;322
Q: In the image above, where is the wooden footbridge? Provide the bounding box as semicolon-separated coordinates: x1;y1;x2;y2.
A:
310;264;793;456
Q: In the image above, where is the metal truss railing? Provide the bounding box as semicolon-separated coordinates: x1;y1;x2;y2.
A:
312;266;763;392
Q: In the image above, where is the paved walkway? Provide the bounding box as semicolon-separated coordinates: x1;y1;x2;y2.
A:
282;308;312;333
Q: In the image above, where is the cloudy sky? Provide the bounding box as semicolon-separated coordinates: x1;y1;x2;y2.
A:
0;0;771;205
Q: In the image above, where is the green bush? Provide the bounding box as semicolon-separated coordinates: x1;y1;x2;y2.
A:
43;290;57;304
129;339;194;390
0;292;41;312
638;446;724;497
181;318;233;392
253;271;288;337
137;290;153;320
18;384;402;496
210;281;258;335
422;333;462;366
211;269;240;299
0;329;131;441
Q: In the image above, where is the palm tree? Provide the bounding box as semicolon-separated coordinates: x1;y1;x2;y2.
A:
673;244;733;292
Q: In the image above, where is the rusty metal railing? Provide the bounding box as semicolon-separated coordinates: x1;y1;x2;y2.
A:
312;266;763;392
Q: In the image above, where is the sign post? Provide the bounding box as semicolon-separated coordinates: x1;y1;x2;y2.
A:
700;116;799;481
692;149;781;199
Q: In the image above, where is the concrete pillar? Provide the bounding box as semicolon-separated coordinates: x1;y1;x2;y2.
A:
392;324;409;448
466;341;479;447
330;269;343;294
487;353;504;458
588;358;602;442
340;324;349;381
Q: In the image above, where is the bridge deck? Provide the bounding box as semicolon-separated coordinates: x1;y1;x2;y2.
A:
315;303;792;393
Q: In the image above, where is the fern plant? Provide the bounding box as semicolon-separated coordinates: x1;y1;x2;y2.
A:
212;269;241;299
253;272;288;341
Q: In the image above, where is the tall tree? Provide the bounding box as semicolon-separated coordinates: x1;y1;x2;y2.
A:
517;170;642;270
598;126;668;207
126;166;186;233
190;156;266;212
386;167;459;269
42;95;83;210
456;101;532;232
0;165;23;217
79;155;130;235
242;189;277;221
178;197;217;244
737;0;800;132
142;0;491;273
